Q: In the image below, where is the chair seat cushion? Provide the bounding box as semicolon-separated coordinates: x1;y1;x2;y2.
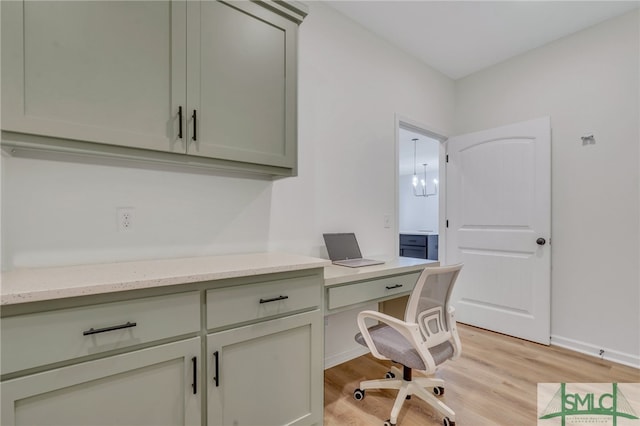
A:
355;324;454;370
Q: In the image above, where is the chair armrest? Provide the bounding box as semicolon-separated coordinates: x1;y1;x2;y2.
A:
356;310;437;372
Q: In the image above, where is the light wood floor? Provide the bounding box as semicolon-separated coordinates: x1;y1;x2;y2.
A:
324;324;640;426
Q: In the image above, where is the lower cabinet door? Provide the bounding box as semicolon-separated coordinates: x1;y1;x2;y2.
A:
208;310;323;426
1;338;201;426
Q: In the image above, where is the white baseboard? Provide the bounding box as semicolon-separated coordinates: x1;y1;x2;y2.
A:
324;347;370;370
551;334;640;369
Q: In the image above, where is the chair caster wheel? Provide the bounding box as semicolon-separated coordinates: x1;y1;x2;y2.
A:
353;388;365;401
433;386;445;396
443;417;455;426
383;420;396;426
384;371;395;379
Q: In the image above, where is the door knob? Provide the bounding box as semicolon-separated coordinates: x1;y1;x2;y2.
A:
536;238;546;246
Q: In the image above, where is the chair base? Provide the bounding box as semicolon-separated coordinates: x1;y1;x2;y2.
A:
357;366;455;425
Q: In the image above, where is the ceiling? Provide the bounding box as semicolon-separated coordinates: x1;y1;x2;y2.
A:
326;1;639;80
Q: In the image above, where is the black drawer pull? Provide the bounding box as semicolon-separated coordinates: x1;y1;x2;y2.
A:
83;321;137;336
385;284;403;290
192;109;197;141
192;356;197;395
178;106;183;139
213;351;219;387
259;295;289;304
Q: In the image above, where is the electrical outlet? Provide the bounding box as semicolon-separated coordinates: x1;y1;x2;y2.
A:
383;215;391;229
117;207;134;232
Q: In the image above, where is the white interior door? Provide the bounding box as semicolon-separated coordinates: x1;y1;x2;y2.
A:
446;117;551;344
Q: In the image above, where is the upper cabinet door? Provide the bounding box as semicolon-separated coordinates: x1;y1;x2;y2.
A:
186;1;298;169
1;1;187;153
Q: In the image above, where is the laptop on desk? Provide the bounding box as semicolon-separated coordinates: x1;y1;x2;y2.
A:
323;233;384;268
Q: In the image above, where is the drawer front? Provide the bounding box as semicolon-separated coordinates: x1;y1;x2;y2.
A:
400;234;427;247
327;272;421;310
206;275;320;330
1;291;200;375
400;246;427;259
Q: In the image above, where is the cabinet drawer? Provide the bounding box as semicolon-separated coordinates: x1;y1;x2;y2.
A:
1;291;200;375
206;275;320;330
327;272;421;310
400;246;427;259
400;234;427;247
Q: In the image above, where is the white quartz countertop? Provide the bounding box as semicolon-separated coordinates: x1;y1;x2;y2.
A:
1;252;330;306
324;257;438;287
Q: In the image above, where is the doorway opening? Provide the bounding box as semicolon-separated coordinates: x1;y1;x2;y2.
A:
395;118;447;261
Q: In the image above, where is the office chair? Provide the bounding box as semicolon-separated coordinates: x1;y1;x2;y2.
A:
353;264;464;426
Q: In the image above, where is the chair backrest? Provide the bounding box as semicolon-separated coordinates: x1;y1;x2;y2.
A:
405;264;463;349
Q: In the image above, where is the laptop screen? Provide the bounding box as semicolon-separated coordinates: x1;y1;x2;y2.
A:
323;233;363;261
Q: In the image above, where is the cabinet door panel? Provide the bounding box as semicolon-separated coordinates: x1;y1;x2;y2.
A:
1;1;186;152
208;311;322;426
1;338;201;426
187;1;297;168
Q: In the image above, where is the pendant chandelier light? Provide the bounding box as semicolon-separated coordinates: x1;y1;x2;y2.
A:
411;138;438;198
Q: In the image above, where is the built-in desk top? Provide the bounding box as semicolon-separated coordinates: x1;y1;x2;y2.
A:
1;253;330;306
324;257;438;287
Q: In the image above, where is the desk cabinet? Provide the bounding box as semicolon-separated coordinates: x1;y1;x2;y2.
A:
323;259;436;369
2;0;303;175
206;276;323;425
1;292;200;375
327;272;420;311
1;338;201;426
207;311;322;426
0;291;201;426
1;268;324;426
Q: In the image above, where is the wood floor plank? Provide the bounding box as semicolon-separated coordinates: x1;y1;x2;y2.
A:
324;324;640;426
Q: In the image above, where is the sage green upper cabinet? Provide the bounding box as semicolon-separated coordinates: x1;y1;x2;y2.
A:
187;1;298;169
1;1;305;175
1;1;187;153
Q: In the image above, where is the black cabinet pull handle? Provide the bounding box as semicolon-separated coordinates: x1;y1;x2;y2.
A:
191;356;197;395
385;284;403;290
213;351;219;387
192;109;197;141
83;321;137;336
178;106;183;139
259;295;289;304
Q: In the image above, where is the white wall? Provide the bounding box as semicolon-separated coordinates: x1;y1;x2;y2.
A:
454;10;640;365
1;2;455;271
398;171;439;233
1;154;274;268
268;2;454;259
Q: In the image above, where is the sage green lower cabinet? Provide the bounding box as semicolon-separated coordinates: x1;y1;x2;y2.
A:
207;310;323;426
1;268;325;426
1;338;201;426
